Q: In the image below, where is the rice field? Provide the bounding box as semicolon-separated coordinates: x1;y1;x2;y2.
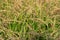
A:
0;0;60;40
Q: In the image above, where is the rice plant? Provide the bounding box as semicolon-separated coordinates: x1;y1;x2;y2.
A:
0;0;60;40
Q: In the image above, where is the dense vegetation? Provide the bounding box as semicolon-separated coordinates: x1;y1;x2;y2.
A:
0;0;60;40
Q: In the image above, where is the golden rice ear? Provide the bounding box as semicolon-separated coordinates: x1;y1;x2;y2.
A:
51;8;60;16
